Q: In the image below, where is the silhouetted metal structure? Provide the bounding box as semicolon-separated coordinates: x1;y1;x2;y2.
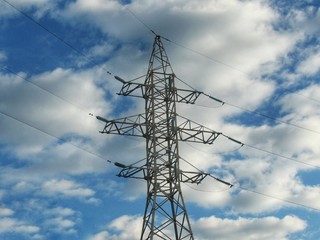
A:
97;36;220;240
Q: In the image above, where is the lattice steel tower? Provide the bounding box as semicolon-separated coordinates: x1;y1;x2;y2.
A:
97;36;220;239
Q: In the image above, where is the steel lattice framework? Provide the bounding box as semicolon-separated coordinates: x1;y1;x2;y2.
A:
97;36;220;240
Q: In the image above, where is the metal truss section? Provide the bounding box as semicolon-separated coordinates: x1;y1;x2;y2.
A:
141;35;193;240
98;36;221;240
177;118;221;144
97;115;220;145
116;79;202;104
97;114;146;137
176;89;202;104
113;161;208;185
179;171;208;184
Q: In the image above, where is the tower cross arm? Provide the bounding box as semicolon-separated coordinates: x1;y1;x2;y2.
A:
110;159;209;185
96;114;146;138
175;88;202;104
179;171;208;184
115;76;202;104
176;117;221;144
116;77;146;98
97;114;221;144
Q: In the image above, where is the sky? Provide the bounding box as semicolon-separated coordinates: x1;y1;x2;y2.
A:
0;0;320;239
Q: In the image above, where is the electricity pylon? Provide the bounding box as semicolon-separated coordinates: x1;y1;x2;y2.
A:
97;35;221;240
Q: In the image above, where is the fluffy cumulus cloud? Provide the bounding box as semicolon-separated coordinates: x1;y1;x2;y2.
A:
87;214;307;240
0;0;54;19
1;0;320;239
41;179;95;198
88;215;142;240
0;218;39;234
0;207;40;237
44;217;77;235
297;50;320;76
0;207;14;217
192;215;307;240
42;206;80;236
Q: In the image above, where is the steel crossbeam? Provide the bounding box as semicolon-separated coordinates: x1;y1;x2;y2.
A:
98;36;220;240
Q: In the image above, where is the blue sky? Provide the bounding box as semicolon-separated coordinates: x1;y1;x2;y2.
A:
0;0;320;239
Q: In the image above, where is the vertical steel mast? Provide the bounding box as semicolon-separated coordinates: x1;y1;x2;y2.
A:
97;35;221;239
141;35;193;239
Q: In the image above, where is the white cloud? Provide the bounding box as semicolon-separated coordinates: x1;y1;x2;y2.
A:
86;42;114;59
68;0;120;12
88;215;142;240
0;218;17;233
10;0;48;5
88;231;110;240
107;214;142;234
44;217;77;235
45;207;76;217
279;84;320;125
0;67;115;180
0;67;112;142
1;0;320;239
0;0;51;19
192;215;306;240
88;214;306;240
0;217;40;234
41;179;95;198
15;225;40;233
286;6;320;36
0;207;14;216
42;206;79;235
12;181;37;193
297;50;320;76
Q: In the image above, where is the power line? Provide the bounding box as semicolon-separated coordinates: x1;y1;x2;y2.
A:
104;154;320;212
125;6;157;37
3;0;320;212
2;74;318;213
2;17;318;171
222;98;320;135
4;0;319;136
124;6;247;75
167;39;249;76
177;155;320;212
176;114;320;170
1;0;114;77
243;143;320;169
4;105;318;213
294;92;320;105
3;65;318;171
220;131;320;170
162;32;320;106
0;110;109;164
124;7;320;126
183;141;243;155
1;66;92;115
176;75;320;136
232;183;320;212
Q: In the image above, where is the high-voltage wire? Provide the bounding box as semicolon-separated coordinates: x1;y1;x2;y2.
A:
175;75;320;136
177;114;320;170
0;110;109;163
3;0;319;137
124;6;320;129
106;155;320;213
1;0;114;77
178;155;320;212
2;0;320;197
2;107;319;213
1;66;89;114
